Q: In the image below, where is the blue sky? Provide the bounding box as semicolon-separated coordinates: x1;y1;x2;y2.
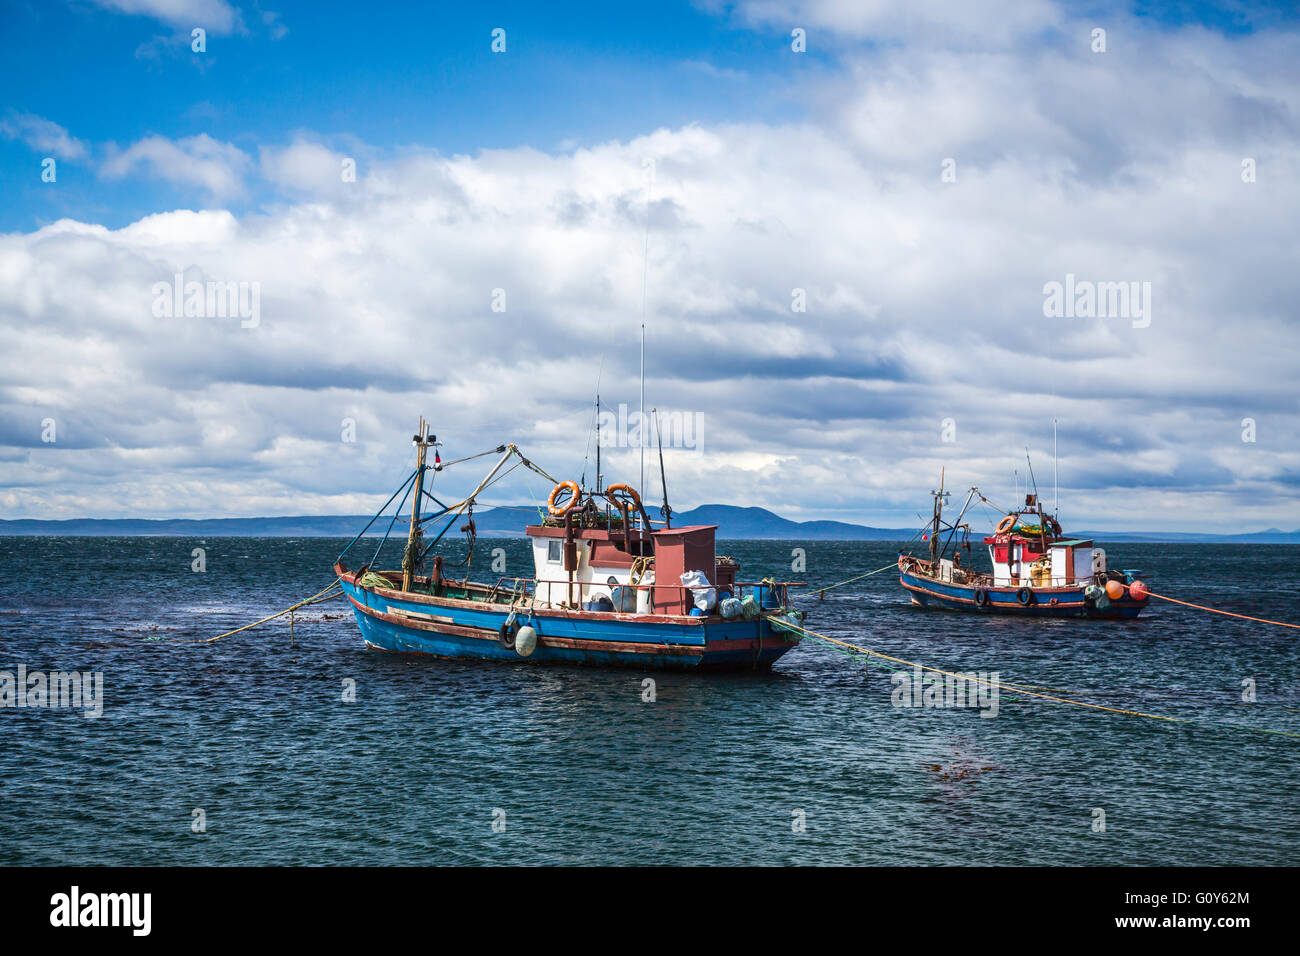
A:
2;0;1299;532
1;1;823;230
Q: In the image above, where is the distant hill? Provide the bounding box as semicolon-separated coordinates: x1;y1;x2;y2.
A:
1071;527;1300;543
1;505;1298;542
671;504;904;540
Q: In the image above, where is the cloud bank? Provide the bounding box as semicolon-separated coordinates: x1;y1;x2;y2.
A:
3;3;1298;532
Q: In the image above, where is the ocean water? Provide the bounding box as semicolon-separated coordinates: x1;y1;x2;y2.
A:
1;536;1297;866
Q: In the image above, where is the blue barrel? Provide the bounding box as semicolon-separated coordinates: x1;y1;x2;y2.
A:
609;586;636;612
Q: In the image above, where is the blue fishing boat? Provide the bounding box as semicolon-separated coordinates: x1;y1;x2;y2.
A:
334;419;805;669
897;473;1150;619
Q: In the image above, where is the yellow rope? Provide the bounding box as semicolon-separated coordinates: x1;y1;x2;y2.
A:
778;618;1300;737
774;618;1187;723
816;561;900;599
191;579;344;644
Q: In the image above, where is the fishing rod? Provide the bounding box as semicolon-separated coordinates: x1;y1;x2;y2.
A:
653;407;671;527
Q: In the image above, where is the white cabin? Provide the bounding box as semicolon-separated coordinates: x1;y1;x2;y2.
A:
985;535;1103;588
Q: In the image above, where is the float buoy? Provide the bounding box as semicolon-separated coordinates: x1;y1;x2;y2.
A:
546;480;581;517
514;625;537;657
1129;580;1149;601
1105;580;1125;601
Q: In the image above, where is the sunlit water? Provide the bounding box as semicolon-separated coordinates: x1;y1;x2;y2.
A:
2;536;1297;865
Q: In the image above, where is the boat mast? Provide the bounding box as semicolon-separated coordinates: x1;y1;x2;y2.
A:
929;468;947;563
1025;446;1047;549
595;391;602;493
1024;447;1040;504
639;169;650;497
403;417;438;592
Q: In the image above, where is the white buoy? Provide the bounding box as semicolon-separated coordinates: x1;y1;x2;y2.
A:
515;625;537;657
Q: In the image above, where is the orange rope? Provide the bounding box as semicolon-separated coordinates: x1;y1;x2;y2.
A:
1132;584;1300;630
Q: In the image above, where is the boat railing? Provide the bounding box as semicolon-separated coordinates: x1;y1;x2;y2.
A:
476;575;803;614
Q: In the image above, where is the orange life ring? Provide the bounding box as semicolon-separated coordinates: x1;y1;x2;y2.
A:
604;482;642;504
547;480;581;517
995;515;1016;535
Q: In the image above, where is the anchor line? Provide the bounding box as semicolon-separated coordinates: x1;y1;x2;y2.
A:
164;580;345;644
813;561;901;599
767;618;1300;738
1120;582;1300;630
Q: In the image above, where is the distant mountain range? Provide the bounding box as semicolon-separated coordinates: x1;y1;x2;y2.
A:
2;504;1299;542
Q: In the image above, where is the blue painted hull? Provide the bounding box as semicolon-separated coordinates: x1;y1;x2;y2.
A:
899;572;1147;619
338;573;799;670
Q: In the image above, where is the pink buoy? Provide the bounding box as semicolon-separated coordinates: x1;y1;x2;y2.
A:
1129;580;1149;601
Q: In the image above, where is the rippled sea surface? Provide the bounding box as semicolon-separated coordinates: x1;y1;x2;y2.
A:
2;536;1298;866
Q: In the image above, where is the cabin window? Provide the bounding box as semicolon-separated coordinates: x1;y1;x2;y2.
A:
547;540;562;563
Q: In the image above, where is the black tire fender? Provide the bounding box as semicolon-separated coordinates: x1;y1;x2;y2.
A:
498;619;519;646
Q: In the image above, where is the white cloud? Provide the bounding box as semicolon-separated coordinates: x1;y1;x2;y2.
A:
3;3;1299;531
86;0;241;34
0;112;88;160
259;138;353;195
101;134;251;200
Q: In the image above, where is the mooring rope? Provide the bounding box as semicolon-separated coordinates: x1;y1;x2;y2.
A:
167;579;345;644
768;617;1300;738
815;561;900;599
1127;584;1300;630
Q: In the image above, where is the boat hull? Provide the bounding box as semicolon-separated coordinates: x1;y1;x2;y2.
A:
899;571;1147;619
338;572;799;670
